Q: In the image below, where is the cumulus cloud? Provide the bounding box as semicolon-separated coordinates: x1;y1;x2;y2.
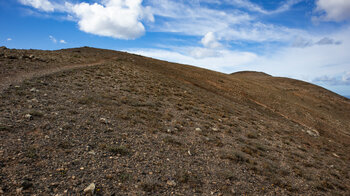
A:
60;39;67;44
315;0;350;22
49;35;57;43
19;0;55;12
19;0;154;40
66;0;153;39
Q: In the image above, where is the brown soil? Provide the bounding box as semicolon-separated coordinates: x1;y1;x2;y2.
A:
0;46;349;195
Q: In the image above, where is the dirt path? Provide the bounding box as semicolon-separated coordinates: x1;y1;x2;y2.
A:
0;57;115;94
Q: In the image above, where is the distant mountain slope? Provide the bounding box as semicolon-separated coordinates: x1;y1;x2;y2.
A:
0;47;349;195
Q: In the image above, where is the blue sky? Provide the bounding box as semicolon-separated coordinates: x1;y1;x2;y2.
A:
1;0;350;96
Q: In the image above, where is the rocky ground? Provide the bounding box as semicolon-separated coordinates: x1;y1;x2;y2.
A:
0;47;349;195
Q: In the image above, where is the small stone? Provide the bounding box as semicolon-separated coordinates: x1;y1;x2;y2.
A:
88;151;96;155
15;85;20;88
30;88;36;92
218;119;222;122
167;180;176;187
16;187;23;194
212;128;219;132
80;167;84;170
0;188;4;194
56;168;65;172
332;153;340;158
167;129;172;133
188;150;192;156
195;128;201;131
25;114;32;119
100;118;108;124
306;129;319;137
45;135;50;139
148;172;153;175
83;183;95;195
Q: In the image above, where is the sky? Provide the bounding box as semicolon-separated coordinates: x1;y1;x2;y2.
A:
1;0;350;97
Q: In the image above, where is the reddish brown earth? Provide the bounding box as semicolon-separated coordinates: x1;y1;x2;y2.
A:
0;46;349;195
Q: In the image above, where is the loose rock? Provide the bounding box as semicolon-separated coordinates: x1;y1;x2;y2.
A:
167;180;177;187
84;183;95;195
25;114;32;120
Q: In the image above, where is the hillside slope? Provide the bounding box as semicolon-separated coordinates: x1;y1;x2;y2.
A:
0;47;349;195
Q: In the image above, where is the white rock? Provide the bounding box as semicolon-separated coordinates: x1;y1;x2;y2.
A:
195;128;201;131
84;183;95;195
212;128;219;132
25;114;32;119
306;129;319;137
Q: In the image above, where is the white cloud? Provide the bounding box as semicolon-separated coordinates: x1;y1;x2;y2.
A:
147;0;307;43
130;26;350;90
129;48;258;72
64;0;153;39
60;39;67;44
201;32;221;48
19;0;154;40
315;0;350;22
19;0;55;12
147;0;252;36
6;38;12;41
49;35;57;43
225;0;302;15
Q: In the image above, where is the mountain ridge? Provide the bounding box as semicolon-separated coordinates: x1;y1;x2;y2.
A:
0;47;349;195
